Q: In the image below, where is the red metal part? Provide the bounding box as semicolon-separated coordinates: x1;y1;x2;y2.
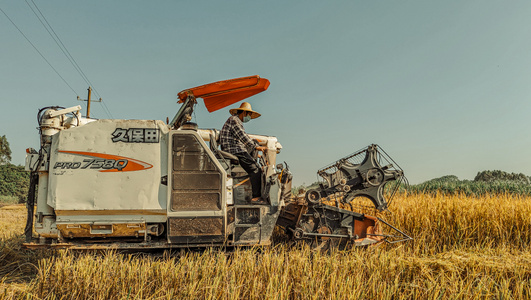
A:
177;75;270;112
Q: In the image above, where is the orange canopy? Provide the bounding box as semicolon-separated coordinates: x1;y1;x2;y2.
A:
177;75;270;113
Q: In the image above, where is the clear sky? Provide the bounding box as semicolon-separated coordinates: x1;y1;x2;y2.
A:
2;1;531;185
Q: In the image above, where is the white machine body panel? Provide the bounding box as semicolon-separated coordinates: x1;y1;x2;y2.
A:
47;119;169;222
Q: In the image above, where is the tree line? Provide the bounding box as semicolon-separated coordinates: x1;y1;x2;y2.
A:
0;135;29;203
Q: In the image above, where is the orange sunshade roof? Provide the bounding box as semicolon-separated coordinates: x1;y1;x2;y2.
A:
177;75;270;112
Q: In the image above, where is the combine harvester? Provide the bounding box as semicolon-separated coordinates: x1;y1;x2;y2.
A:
23;75;411;250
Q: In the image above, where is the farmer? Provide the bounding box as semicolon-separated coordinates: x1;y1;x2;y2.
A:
220;102;266;202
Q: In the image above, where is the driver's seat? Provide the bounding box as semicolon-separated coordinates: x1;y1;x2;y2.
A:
209;133;239;169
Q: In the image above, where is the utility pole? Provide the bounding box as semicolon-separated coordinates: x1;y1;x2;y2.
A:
87;86;92;118
77;87;101;118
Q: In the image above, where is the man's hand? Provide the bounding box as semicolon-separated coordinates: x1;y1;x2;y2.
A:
256;146;267;152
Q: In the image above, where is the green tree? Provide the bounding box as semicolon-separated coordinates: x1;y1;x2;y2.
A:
0;135;12;165
0;164;30;203
474;170;529;184
0;135;30;203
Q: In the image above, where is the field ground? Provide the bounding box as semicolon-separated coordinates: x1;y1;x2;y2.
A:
1;193;531;299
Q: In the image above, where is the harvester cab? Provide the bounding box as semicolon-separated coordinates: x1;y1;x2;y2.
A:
24;75;411;250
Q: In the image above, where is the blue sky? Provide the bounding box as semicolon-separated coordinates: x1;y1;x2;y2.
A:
2;1;531;185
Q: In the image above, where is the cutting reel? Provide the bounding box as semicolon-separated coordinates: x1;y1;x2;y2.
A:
306;144;406;211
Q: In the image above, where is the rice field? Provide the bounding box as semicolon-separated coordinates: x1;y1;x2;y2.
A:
2;192;531;299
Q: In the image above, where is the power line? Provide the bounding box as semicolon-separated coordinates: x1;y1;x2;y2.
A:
0;5;79;97
100;100;114;119
26;0;113;118
25;1;87;86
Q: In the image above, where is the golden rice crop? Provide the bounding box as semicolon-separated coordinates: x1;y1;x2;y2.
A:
387;192;531;253
1;193;531;299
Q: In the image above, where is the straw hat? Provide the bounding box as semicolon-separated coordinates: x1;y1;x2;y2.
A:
229;102;261;119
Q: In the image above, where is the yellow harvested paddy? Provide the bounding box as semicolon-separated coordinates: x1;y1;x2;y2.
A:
2;193;531;299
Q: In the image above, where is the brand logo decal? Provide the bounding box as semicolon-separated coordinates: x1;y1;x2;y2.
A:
55;151;153;172
111;128;160;143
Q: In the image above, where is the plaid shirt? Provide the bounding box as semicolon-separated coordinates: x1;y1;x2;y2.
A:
220;115;258;154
